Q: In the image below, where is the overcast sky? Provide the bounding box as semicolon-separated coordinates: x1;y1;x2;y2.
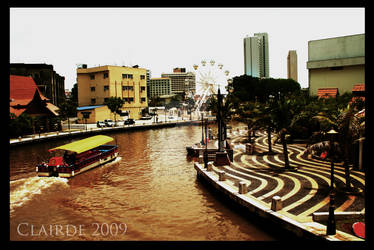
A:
10;7;365;90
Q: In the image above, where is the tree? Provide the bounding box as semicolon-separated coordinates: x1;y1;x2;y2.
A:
256;102;276;154
9;113;34;137
70;83;78;105
230;75;301;105
235;101;262;143
206;93;233;139
165;95;182;109
312;104;365;190
104;97;124;126
57;99;77;131
186;97;195;120
149;96;162;107
268;96;298;169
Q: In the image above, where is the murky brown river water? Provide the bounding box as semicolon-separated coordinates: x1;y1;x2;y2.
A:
10;124;280;241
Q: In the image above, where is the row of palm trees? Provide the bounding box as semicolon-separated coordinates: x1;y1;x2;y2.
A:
207;89;365;190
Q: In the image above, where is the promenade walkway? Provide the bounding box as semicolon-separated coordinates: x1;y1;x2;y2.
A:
195;128;365;240
9;119;199;146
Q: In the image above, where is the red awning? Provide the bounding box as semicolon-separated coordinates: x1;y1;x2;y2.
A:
317;88;339;99
352;84;365;92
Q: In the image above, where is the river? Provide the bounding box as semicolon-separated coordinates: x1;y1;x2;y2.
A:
9;124;280;241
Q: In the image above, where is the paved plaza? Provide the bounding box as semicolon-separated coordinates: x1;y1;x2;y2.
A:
199;128;365;240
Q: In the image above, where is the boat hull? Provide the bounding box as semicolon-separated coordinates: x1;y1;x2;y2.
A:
57;152;118;178
37;145;118;178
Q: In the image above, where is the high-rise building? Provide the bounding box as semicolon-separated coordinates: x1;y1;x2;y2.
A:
243;33;269;78
287;50;298;82
244;36;260;77
161;68;195;95
148;78;172;98
146;69;151;99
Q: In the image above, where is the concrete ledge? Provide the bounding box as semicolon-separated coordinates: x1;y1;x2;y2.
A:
312;211;365;223
194;162;363;241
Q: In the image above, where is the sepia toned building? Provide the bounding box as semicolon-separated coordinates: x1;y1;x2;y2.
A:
76;65;148;122
307;34;365;96
244;33;269;78
161;68;196;96
9;63;65;107
148;77;172;98
287;50;298;82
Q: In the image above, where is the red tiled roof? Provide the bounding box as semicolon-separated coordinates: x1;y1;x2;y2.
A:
317;88;339;99
10;106;26;117
352;83;365;92
10;75;48;103
350;96;365;105
10;75;50;117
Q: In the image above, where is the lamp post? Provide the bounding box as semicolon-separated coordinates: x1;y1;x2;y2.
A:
204;118;208;168
326;128;338;235
217;88;224;152
201;113;204;145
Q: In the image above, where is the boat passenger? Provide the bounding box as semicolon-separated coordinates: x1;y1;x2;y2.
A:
64;151;76;165
208;127;213;140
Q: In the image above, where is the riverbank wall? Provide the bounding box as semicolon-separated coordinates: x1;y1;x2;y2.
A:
194;161;364;241
10;120;211;147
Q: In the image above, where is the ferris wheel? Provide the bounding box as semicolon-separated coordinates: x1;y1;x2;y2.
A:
193;59;231;114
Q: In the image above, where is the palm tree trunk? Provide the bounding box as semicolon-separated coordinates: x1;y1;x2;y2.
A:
267;127;272;153
281;132;290;168
344;144;351;190
248;125;252;143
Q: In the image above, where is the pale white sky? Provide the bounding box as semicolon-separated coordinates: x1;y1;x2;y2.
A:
10;7;365;90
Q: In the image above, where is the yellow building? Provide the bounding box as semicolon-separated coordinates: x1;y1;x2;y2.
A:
77;65;148;122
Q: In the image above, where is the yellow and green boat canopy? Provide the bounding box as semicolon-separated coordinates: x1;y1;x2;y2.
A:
49;135;114;154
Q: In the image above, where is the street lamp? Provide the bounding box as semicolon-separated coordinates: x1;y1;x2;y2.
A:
217;88;224;152
326;128;338;235
204;118;208;168
201;113;205;145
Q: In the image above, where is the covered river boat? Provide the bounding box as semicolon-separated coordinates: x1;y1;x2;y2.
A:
36;135;118;178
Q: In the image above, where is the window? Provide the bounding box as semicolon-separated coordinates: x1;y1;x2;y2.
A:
128;74;133;79
140;75;145;80
122;86;134;91
103;72;109;78
90;74;95;80
129;97;134;103
104;85;109;91
141;98;146;103
91;98;96;104
141;86;146;92
123;98;128;102
90;87;95;92
122;74;127;79
331;66;344;71
104;98;109;103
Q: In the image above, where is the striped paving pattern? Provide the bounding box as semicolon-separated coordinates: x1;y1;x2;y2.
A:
212;130;365;223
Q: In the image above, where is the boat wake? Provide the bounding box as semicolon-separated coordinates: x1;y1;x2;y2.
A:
107;156;122;165
10;176;69;215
